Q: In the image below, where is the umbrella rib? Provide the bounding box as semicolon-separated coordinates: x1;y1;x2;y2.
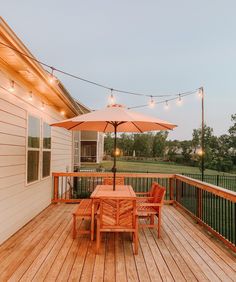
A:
67;122;85;130
155;122;173;130
131;122;143;133
103;122;109;132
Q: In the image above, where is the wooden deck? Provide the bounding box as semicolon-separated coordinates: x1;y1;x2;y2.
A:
0;204;235;281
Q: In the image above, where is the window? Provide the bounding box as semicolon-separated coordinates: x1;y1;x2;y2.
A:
42;122;51;178
27;116;52;184
27;115;40;183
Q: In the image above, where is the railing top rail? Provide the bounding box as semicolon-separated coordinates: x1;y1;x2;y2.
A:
52;172;174;178
175;174;236;202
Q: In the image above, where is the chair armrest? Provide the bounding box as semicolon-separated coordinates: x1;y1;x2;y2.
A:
136;192;150;195
137;197;154;200
138;203;163;207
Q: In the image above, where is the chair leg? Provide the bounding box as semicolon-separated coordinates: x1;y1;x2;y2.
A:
158;210;162;238
150;214;154;226
91;203;95;241
134;218;138;255
72;214;76;239
96;219;100;254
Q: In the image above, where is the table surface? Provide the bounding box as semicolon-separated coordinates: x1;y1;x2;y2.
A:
90;185;136;199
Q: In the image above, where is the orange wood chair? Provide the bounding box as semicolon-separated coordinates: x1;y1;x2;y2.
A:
136;182;157;204
137;185;166;238
96;197;138;254
103;177;125;185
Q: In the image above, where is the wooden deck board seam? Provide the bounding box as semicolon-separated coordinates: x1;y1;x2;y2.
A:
163;213;223;281
166;207;236;278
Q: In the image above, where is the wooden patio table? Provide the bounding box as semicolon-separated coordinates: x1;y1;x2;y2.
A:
90;184;136;240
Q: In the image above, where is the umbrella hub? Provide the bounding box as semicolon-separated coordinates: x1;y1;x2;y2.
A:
107;104;126;108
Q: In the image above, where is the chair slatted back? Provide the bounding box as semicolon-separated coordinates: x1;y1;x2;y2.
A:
153;185;166;211
99;198;136;230
103;177;125;185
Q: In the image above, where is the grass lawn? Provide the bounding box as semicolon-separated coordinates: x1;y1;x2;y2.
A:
82;160;236;175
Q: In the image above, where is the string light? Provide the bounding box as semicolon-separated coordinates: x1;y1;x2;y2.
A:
198;88;203;98
108;89;116;105
60;110;65;116
148;96;155;108
164;100;169;110
0;42;204;112
0;41;199;100
49;67;56;84
8;80;15;93
176;94;182;106
28;91;33;101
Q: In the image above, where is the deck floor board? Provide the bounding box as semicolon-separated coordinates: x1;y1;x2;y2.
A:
0;204;235;281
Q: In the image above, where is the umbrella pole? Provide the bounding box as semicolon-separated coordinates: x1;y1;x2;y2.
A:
112;123;117;191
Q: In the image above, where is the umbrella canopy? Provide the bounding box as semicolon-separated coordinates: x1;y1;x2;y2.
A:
52;104;177;132
51;104;177;190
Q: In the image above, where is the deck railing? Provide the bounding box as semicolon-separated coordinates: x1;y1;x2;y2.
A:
52;172;236;252
175;174;236;252
52;172;174;203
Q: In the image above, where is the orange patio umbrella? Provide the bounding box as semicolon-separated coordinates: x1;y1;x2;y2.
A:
51;104;177;190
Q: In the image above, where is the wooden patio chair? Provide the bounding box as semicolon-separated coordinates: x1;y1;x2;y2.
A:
135;182;158;204
137;185;166;238
96;197;138;254
103;177;125;185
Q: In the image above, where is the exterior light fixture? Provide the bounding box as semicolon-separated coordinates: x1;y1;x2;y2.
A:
41;102;45;110
9;80;15;93
28;91;33;101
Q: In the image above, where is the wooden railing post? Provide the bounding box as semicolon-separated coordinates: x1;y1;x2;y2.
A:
53;176;59;203
197;188;203;219
169;177;174;202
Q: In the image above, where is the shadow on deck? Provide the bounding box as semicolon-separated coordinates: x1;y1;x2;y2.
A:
0;204;235;281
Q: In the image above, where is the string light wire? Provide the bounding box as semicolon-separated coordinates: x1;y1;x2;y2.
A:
0;41;199;100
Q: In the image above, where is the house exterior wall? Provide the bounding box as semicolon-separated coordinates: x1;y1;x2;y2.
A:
78;131;104;164
0;69;72;244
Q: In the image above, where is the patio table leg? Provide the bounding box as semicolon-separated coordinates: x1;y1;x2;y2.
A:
91;201;95;240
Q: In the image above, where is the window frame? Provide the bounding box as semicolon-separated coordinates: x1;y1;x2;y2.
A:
41;121;52;180
26;113;52;186
26;113;41;186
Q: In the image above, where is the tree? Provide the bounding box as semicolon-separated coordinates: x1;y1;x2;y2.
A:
133;133;153;157
180;140;193;163
209;134;233;172
152;132;168;157
118;133;134;156
228;114;236;164
104;133;114;155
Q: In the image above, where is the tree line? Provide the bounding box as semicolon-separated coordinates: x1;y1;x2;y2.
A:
104;114;236;172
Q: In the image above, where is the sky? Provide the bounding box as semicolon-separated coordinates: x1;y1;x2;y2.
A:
1;0;236;140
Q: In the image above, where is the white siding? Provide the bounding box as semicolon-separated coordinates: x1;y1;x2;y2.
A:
0;71;72;244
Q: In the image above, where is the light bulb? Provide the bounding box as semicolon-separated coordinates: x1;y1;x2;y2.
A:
197;148;204;156
9;80;15;93
164;100;169;110
198;88;203;98
108;93;115;105
177;95;182;106
149;96;155;108
60;110;65;116
49;68;56;84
